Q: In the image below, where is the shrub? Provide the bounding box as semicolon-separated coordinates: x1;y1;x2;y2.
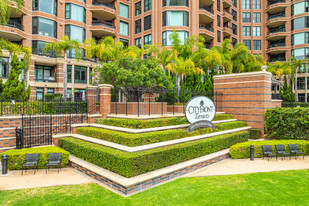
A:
265;108;309;139
249;129;261;139
78;121;247;146
229;140;309;159
60;131;249;177
0;146;70;170
95;114;234;129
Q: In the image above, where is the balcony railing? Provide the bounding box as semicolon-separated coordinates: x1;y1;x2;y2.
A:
268;12;285;21
32;48;56;58
272;93;282;100
268;26;286;34
223;9;232;16
199;6;214;14
268;42;286;49
92;0;115;9
199;24;214;32
269;57;286;62
7;20;24;31
92;20;116;29
267;0;286;7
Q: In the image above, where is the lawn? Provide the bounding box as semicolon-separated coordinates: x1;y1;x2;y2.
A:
1;170;309;206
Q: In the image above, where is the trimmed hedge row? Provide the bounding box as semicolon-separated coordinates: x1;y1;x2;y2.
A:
265;107;309;139
95;114;234;129
60;131;249;177
0;146;70;170
230;140;309;159
77;121;247;146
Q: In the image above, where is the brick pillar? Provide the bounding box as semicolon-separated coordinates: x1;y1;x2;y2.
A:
213;69;282;135
99;84;113;118
87;85;97;115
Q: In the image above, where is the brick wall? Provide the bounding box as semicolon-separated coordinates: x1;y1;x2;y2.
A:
111;102;168;115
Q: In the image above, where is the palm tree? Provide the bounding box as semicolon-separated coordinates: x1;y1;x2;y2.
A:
0;0;23;25
289;56;303;102
44;36;82;101
212;39;232;74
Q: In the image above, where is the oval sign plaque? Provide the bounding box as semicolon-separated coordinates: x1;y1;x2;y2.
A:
185;96;216;124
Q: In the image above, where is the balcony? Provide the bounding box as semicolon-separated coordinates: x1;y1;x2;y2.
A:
90;0;116;21
267;0;287;14
199;7;214;24
91;20;116;38
267;42;287;54
0;20;25;41
199;24;215;41
223;0;233;8
268;42;286;49
32;48;56;58
199;6;214;14
267;12;287;27
223;9;233;22
269;56;286;62
223;25;232;37
268;0;285;7
267;26;287;40
6;20;23;31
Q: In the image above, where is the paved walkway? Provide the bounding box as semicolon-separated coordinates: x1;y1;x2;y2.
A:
187;157;309;177
0;168;92;190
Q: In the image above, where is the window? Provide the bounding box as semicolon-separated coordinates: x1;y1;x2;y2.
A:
217;0;220;11
163;0;188;6
232;23;237;35
135;19;141;34
32;40;55;57
32;17;57;38
47;88;54;94
243;26;251;36
144;15;151;31
232;10;237;21
33;0;57;16
65;4;85;23
135;2;141;16
120;39;129;48
74;66;87;83
242;0;250;9
36;88;44;100
252;0;260;9
253;40;261;50
233;0;237;7
253;13;261;23
292;1;309;16
67;65;72;83
65;25;85;43
292;17;309;31
232;37;237;46
292;48;309;59
162;11;188;27
120;21;129;36
217;31;221;43
253;26;261;36
162;31;188;46
242;12;250;23
145;0;151;12
292;32;309;45
67;89;72;99
144;34;151;45
35;65;55;82
297;77;306;89
120;3;129;18
243;40;251;50
0;57;9;78
217;15;221;27
135;37;142;48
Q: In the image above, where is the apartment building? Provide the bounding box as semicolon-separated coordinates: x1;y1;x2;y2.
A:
0;0;308;102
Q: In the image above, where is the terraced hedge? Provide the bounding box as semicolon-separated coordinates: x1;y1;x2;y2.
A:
60;131;249;177
77;121;247;146
95;114;234;129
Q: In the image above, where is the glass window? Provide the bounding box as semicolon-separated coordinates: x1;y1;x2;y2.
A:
0;57;9;78
35;65;54;82
243;40;251;50
297;77;306;89
163;0;188;6
242;0;250;9
292;17;306;31
65;3;85;23
120;21;129;36
144;15;151;31
120;3;129;18
145;0;151;12
292;48;309;59
32;17;57;38
232;23;237;35
65;25;85;43
242;12;250;23
36;88;44;100
120;39;129;48
144;34;152;45
32;40;55;57
67;88;72;99
217;0;220;11
74;66;87;83
217;31;221;43
163;11;188;27
33;0;57;16
233;0;237;7
162;31;188;46
253;13;261;23
217;15;221;27
67;65;72;83
135;2;141;16
243;26;251;36
232;10;237;21
253;40;261;50
252;0;260;9
253;26;261;36
135;37;142;48
292;2;306;16
135;19;141;34
47;88;54;94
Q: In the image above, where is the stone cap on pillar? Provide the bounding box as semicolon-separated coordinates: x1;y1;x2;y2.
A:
87;85;98;89
213;71;272;80
99;84;113;89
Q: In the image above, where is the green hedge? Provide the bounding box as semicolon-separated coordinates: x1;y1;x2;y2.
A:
78;121;247;146
265;108;309;139
0;146;70;170
249;129;261;139
60;131;249;177
95;114;234;129
282;102;309;108
230;140;309;159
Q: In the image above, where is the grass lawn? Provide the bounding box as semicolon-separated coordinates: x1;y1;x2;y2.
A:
1;169;309;206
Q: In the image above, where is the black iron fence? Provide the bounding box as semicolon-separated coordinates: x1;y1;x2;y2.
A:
111;87;222;116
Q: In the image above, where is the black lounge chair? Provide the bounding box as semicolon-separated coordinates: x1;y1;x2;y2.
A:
46;153;62;174
22;153;39;175
289;144;305;160
275;145;291;161
262;145;276;161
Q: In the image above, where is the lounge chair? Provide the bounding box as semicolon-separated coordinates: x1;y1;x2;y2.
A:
275;145;290;160
22;153;39;175
289;144;305;159
46;153;62;174
262;145;276;161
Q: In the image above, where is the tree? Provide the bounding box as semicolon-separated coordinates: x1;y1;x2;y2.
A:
1;54;30;99
212;39;232;74
289;56;303;102
0;38;23;73
44;36;82;101
280;75;295;102
0;0;23;26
